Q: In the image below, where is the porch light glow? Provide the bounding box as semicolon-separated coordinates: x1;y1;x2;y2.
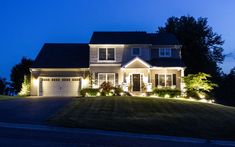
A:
33;78;39;86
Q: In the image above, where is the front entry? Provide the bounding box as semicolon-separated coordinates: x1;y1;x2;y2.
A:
132;74;140;91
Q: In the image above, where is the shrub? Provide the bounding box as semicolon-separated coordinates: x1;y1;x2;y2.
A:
182;72;218;99
151;88;181;98
113;85;123;96
100;82;113;96
80;88;99;97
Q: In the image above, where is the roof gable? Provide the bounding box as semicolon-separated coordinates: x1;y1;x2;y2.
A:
122;57;151;68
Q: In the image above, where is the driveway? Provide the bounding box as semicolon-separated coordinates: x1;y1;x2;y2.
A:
0;97;72;124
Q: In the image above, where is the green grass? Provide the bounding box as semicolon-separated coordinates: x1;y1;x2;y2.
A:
48;96;235;140
0;95;22;100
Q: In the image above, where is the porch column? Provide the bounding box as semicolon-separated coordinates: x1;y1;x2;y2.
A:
180;68;186;94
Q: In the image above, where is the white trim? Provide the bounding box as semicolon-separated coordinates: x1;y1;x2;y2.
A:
98;73;115;86
89;44;125;47
151;67;185;70
30;68;89;72
122;57;151;68
97;48;116;62
90;64;121;66
159;48;172;57
131;48;141;56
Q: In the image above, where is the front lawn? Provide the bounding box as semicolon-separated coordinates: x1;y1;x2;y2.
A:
0;95;20;100
49;96;235;140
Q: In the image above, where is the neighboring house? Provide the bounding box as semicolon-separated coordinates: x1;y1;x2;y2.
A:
30;32;186;96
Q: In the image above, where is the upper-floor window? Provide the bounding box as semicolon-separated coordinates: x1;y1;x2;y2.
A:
98;48;115;61
132;48;141;56
159;48;171;57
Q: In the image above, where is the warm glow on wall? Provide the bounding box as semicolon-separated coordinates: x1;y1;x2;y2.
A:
33;78;39;86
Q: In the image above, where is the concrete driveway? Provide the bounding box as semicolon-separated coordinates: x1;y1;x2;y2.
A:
0;97;72;124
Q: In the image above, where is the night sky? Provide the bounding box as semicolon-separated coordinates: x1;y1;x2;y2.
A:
1;0;235;79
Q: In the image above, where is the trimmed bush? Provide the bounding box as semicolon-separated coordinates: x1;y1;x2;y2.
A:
113;86;123;96
151;88;181;98
80;88;99;97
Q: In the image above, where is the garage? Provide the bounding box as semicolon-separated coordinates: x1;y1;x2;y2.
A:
39;77;82;96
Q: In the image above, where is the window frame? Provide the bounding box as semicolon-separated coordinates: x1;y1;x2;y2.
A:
158;74;173;87
98;73;115;86
98;48;116;62
131;48;141;56
159;48;172;57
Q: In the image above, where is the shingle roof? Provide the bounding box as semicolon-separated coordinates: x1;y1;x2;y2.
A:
90;31;179;45
149;33;179;45
149;58;186;67
31;43;89;68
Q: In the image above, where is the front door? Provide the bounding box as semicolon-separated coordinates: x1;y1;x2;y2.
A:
132;74;140;91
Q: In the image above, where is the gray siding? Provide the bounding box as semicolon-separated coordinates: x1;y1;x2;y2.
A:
122;45;151;64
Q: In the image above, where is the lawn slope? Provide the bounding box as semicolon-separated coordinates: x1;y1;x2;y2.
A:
49;96;235;140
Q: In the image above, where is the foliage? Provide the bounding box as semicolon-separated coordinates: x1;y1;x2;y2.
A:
0;77;8;95
18;75;30;96
151;88;181;98
182;72;217;99
99;82;113;96
113;85;124;96
88;71;94;88
141;82;147;92
10;57;34;93
158;16;224;78
80;82;129;97
214;67;235;106
80;88;100;97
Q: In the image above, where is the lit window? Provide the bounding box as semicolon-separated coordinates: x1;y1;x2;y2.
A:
158;74;172;87
132;48;141;56
98;73;115;86
159;75;165;86
99;48;115;61
166;75;172;87
159;48;171;57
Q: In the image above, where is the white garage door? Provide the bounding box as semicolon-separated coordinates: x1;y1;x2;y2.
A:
40;77;81;96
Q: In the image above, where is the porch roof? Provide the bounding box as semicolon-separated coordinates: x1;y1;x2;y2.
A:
122;57;151;68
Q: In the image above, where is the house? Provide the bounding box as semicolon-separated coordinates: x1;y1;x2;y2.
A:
30;31;186;96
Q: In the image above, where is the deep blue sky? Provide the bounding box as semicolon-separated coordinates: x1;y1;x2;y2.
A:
1;0;235;79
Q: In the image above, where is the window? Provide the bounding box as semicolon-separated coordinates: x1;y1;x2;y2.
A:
132;48;141;56
62;78;70;81
158;74;173;87
98;73;115;86
166;75;172;87
159;75;165;86
98;48;115;61
99;48;106;60
159;48;171;57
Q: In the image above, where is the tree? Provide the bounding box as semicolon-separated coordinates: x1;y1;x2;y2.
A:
215;67;235;105
18;75;31;96
158;16;224;78
10;57;34;94
183;72;217;99
0;77;8;95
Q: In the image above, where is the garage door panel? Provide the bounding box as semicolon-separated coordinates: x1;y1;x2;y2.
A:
41;77;80;96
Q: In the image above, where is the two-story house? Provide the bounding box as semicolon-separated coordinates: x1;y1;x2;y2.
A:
30;31;186;96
